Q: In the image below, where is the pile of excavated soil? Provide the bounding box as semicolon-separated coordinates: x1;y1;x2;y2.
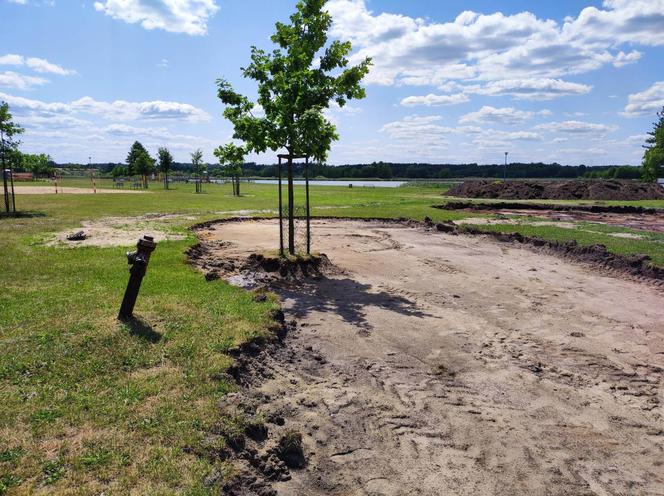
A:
187;232;336;288
447;179;664;200
194;218;664;496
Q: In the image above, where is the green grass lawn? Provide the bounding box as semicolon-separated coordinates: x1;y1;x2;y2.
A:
2;180;663;494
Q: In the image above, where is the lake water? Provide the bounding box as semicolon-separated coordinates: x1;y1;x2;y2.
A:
252;179;407;188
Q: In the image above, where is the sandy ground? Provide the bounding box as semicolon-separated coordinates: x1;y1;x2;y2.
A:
48;214;191;247
201;219;664;495
13;186;146;194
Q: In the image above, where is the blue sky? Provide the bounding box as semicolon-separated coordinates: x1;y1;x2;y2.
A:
1;0;663;166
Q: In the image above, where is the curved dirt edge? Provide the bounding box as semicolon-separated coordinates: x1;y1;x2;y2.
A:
190;216;664;284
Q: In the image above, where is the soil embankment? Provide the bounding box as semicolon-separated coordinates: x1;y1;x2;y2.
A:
447;179;664;200
193;219;664;496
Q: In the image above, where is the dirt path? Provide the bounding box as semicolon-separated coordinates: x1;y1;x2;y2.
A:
13;186;146;194
200;219;664;496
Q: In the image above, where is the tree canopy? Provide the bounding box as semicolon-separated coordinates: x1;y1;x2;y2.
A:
214;143;246;196
126;141;148;177
0;101;24;166
191;149;206;176
642;107;664;182
158;147;174;189
216;0;371;162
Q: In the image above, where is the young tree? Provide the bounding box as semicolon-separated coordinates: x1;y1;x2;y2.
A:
191;149;205;176
126;141;148;177
642;106;664;183
0;101;24;213
216;0;371;255
214;143;245;196
134;151;155;189
158;147;174;189
191;149;206;193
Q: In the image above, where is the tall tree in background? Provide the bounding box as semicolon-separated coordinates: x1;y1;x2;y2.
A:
642;107;664;183
0;101;23;213
158;147;173;189
126;141;148;177
216;0;371;255
134;150;154;189
214;143;245;196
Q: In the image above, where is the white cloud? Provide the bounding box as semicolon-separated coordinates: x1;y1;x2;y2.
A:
380;114;541;148
0;71;49;90
622;81;664;117
0;54;75;75
535;120;618;134
400;93;469;107
380;115;453;144
472;78;592;100
459;106;548;125
0;91;211;122
93;0;219;36
327;0;664;88
7;0;27;4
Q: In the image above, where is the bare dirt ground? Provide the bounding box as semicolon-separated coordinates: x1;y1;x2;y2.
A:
199;219;664;496
47;214;191;247
13;186;146;194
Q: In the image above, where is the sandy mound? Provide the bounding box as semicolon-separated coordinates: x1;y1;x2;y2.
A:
48;214;191;247
14;186;147;195
447;179;664;200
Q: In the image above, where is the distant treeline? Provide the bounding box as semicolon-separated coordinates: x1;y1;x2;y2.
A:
54;161;643;180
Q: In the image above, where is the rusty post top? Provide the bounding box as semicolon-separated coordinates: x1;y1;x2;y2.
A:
137;235;156;251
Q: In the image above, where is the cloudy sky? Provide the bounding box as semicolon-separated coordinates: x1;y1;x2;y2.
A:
1;0;664;165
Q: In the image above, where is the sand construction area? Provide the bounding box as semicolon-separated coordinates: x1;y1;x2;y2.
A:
194;218;664;496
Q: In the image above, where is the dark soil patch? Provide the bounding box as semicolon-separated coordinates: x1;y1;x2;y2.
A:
447;180;664;201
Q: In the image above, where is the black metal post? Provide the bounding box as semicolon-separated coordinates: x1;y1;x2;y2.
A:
118;235;157;320
287;155;295;255
305;156;310;255
278;157;284;257
9;164;15;213
2;169;9;213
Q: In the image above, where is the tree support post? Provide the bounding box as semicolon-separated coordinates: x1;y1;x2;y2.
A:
305;156;311;255
278;157;284;257
118;236;157;320
287;155;295;255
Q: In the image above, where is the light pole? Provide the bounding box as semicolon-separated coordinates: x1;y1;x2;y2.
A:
504;152;509;181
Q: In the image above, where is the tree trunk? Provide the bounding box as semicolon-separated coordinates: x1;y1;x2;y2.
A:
236;175;240;196
287;155;295;255
164;171;169;190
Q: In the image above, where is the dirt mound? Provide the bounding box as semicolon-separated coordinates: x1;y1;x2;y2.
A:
447;179;664;200
187;239;335;288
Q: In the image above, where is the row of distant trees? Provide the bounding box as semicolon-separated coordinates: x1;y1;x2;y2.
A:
107;141;246;195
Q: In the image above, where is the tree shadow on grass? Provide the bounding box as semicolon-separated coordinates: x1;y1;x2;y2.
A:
276;276;432;330
0;211;47;219
119;315;162;343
